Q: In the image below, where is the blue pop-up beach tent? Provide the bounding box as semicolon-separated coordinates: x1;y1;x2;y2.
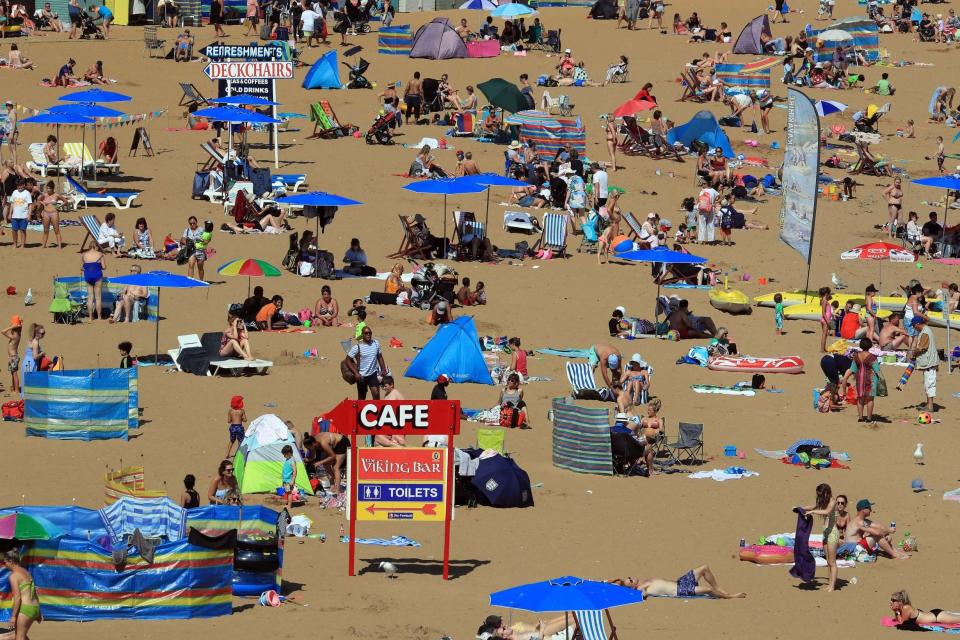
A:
302;50;342;89
404;317;494;384
666;111;735;158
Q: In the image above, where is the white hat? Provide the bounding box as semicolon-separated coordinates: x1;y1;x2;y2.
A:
615;412;628;421
508;140;522;150
630;353;648;368
558;166;575;176
564;48;571;53
615;305;626;313
647;212;657;219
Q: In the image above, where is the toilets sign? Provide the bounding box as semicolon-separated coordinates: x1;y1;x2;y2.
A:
356;448;447;522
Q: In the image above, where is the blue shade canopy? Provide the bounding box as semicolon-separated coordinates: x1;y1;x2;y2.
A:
192;106;281;124
814;100;847;117
615;248;707;264
461;0;497;8
404;317;494;384
209;95;281;107
273;191;363;206
490;576;644;613
463;173;529;188
49;103;125;118
108;271;209;288
491;3;535;17
58;88;132;103
21;113;95;125
403;178;486;195
911;176;960;190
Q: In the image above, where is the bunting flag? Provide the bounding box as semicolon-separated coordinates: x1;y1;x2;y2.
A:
13;104;167;128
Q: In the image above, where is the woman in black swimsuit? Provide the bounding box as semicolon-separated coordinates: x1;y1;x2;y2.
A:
891;590;960;630
317;432;349;495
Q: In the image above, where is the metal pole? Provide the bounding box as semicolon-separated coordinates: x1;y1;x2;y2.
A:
484;187;491;228
941;287;952;375
272;79;279;169
154;288;161;362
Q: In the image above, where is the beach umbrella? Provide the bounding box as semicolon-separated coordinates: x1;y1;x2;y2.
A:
209;95;281;107
612;99;656;119
816;29;853;41
193;106;283;194
491;2;535;17
58;88;132;104
814;100;847;117
0;512;63;541
477;78;529;114
840;241;915;294
911;176;960;231
490;576;643;612
217;258;282;296
403;178;485;244
50;103;126;181
273;191;363;273
616;247;707;304
460;0;497;8
462;172;529;226
107;271;209;363
470;455;533;507
20;112;96;187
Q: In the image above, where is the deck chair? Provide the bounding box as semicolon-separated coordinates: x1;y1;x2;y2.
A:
64;142;120;175
78;214;105;251
178;82;209;110
573;212;601;254
565;362;615;402
66;176;139;210
621;211;646;241
503;211;538;234
388;215;433;259
608;61;630;84
199;141;229;171
679;68;709;103
271;174;307;193
49;280;86;324
25;142;69;177
450;112;475;137
573;610;619;640
477;428;506;454
536;212;569;258
451;211;486;261
144;24;166;58
666;421;704;465
540;91;574;116
542;28;561;54
618;117;657;157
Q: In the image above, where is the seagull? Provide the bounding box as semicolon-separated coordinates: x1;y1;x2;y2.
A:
914;443;924;465
379;561;399;578
831;273;847;290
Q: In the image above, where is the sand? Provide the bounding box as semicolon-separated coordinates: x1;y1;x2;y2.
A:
2;0;960;637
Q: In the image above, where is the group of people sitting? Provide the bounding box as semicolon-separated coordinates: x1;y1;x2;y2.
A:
53;57;110;86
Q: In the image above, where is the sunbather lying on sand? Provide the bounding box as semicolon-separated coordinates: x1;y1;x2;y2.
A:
476;614;575;640
890;590;960;630
610;564;746;599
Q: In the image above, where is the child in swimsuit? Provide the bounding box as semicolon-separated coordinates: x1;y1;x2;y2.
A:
225;394;246;458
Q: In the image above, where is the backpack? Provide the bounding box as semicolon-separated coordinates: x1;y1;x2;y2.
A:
697;191;714;213
340;356;357;384
2;400;24;421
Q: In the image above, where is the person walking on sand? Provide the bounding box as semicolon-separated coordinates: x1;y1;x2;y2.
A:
1;317;22;395
843;337;880;423
0;550;42;640
882;176;903;238
799;483;840;592
819;287;833;352
603;114;618;172
225;395;247;458
908;315;938;413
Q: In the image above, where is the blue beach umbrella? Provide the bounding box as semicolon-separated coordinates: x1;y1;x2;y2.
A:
49;103;126;181
461;0;497;8
403;178;486;242
58;88;132;104
463;172;530;226
209;95;281;107
615;247;708;311
491;3;535;17
192;106;281;124
814;100;847;117
107;271;209;362
911;176;960;229
490;576;643;612
274;192;363;270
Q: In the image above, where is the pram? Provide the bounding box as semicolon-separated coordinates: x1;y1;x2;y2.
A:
78;11;104;39
365;112;395;145
410;262;445;309
343;57;372;89
335;0;372;34
421;78;445;114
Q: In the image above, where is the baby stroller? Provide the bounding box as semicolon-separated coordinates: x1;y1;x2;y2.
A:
343;57;372;89
78;12;104;39
365;112;395;145
421;78;444;113
410;262;444;309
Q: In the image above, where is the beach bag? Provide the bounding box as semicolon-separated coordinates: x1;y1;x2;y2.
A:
876;373;889;397
2;400;24;421
697;191;713;213
315;250;335;279
298;308;312;322
176;239;195;265
811;446;831;459
499;405;519;428
340;357;357;384
718;116;741;127
192;171;210;198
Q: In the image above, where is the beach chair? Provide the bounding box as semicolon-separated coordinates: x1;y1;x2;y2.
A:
573;610;619;640
503;211;538;234
281;231;300;272
64;142;120;175
77;214;106;251
678;68;709;103
143;24;166;58
25;142;69;177
168;333;273;376
536;212;569;258
49;280;86;324
608;61;630;84
450;112;475;137
565;362;614;402
540;91;574;116
621;211;645;241
271;174;307;193
476;428;506;454
451;210;483;251
178;83;209;110
66;176;139;210
541;28;562;54
199;140;229;171
666;421;704;465
388;215;434;259
618;117;657;157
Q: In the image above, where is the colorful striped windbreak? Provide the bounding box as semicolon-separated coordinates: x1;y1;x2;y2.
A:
24;368;138;441
378;25;413;55
716;64;772;95
551;398;613;475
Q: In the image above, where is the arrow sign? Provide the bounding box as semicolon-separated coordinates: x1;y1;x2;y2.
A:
203;61;294;80
365;503;437;516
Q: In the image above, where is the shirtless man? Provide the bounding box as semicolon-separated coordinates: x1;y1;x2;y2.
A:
878;314;909;351
460;151;481;175
610;565;746;599
455;17;472;39
667;299;717;339
403;71;424;125
592;343;622;392
843;499;910;560
112;264;148;322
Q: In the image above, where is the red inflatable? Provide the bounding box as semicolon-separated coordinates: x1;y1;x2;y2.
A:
738;545;794;565
708;355;805;374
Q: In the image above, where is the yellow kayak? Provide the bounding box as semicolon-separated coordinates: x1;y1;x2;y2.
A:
926;313;960;330
709;287;752;314
754;291;927;312
782;303;892;321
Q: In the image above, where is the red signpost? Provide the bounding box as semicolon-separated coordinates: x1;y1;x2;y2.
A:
324;399;461;580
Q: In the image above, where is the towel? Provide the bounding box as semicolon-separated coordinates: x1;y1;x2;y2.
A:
536;347;599;366
688;468;759;481
340;535;421;547
789;507;815;582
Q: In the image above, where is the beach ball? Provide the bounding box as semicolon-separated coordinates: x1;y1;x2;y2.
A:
917;412;932;425
665;329;679;342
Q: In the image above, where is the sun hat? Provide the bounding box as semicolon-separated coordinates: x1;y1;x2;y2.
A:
630;353;647;368
615;305;626;313
646;212;657;219
508;140;522;150
564;47;571;53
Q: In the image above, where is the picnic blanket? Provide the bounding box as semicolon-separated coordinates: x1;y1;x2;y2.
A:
881;618;960;633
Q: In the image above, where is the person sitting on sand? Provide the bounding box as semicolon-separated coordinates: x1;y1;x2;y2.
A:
7;44;35;70
384;263;410;297
220;312;253;359
667;299;717;339
411;145;447;178
255;295;286;331
476;614;575;640
610;565;746;599
83;60;107;85
313;285;340;327
890;590;960;630
426;300;453;325
54;58;77;87
841;498;909;560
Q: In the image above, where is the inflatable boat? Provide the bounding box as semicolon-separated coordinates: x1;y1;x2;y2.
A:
707;355;805;374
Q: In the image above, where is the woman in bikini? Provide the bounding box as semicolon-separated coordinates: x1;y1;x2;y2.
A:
604;114;618;172
0;550;42;640
890;590;960;630
83;60;107;85
864;284;880;344
597;191;622;264
799;483;839;592
219;312;253;360
38;180;68;248
207;459;238;505
819;286;833;352
882;176;903;238
81;246;105;321
313;285;341;327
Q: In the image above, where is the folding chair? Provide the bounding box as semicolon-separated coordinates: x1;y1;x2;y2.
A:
388;215;434;259
199;140;229;172
281;231;300;272
666;422;704;465
542;28;562;54
450;112;475;137
608;62;630;84
565;362;614;402
451;210;486;260
573;609;619;640
49;280;87;324
476;428;506;454
540;91;574;116
618;117;657;157
178;83;209;110
144;24;166;58
64;142;120;175
78;214;105;252
621;211;645;241
536;212;569;258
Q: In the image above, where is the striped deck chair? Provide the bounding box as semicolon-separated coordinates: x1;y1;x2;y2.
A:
309;102;338;139
621;211;644;241
565;362;614;402
573;610;619;640
451;112;475;137
537;212;569;258
63;142;120;175
551;397;613;475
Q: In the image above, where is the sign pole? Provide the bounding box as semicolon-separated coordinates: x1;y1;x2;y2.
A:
442;429;455;580
272;79;279;169
348;431;358;577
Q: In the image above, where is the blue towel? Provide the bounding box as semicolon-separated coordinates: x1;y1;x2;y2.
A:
536;348;599;366
339;535;421;547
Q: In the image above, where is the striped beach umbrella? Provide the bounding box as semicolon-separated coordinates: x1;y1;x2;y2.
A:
217;258;282;296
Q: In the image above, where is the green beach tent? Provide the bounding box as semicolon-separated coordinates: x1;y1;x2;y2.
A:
234;414;314;496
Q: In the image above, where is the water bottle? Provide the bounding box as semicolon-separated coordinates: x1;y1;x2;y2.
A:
890;521;896;531
739;538;746;548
